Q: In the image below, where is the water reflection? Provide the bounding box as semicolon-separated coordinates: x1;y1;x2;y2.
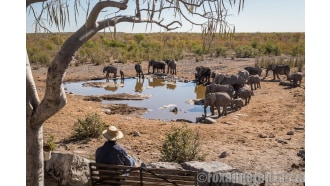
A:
166;80;176;90
135;78;144;93
64;78;207;122
104;79;118;92
194;84;206;99
148;78;165;88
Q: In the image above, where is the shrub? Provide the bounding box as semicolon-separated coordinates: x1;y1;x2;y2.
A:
215;47;227;57
235;45;257;58
160;124;205;163
72;113;106;140
43;134;56;151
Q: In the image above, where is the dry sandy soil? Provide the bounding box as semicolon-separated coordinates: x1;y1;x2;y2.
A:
33;57;305;183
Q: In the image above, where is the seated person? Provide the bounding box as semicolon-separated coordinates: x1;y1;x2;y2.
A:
96;126;135;166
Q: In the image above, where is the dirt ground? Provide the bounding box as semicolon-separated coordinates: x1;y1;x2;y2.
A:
33;57;305;181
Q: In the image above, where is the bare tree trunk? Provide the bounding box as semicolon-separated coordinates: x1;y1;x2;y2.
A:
26;53;44;186
26;123;44;185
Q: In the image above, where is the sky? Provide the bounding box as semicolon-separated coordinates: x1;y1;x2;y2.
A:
26;0;305;33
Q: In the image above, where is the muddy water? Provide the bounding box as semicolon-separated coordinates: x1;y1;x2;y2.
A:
64;77;207;123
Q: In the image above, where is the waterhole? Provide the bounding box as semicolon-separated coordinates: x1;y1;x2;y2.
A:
64;77;208;123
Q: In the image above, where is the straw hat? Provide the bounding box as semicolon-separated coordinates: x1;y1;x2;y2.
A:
102;126;124;141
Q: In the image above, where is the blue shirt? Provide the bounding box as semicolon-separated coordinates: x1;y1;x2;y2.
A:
95;141;133;166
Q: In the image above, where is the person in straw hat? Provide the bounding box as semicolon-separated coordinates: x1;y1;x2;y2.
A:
95;126;135;166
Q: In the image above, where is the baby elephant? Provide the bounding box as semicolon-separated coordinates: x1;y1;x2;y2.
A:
238;87;253;105
248;75;261;90
288;72;303;87
204;92;231;117
231;98;244;111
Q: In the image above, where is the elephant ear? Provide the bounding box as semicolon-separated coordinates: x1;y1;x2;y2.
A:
218;74;225;83
210;93;216;104
195;66;201;73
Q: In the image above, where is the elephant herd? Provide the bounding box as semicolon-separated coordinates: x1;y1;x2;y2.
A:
202;64;303;118
102;59;177;81
102;61;303;119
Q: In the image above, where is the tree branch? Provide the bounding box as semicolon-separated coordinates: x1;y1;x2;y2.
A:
26;0;46;8
26;53;41;128
86;0;129;29
98;15;182;31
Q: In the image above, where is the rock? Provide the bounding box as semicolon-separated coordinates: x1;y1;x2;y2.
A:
170;107;178;112
219;151;227;158
287;131;294;135
259;134;267;138
104;109;111;114
181;161;236;173
276;139;288;144
203;117;217;124
291;163;300;169
45;152;91;186
268;134;275;138
175;119;193;123
132;131;141;137
279;81;293;86
195;117;204;123
144;162;183;169
294;126;304;130
195;117;217;124
297;149;305;160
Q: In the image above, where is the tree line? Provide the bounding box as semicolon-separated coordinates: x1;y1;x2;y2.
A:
27;32;305;66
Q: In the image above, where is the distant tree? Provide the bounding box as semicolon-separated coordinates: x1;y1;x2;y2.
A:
26;0;244;185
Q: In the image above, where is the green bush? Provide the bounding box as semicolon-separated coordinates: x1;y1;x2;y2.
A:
160;124;205;163
235;45;257;58
215;47;227;57
72;113;106;140
43;134;56;151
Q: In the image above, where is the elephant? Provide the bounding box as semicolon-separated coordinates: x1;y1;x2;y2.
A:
103;65;117;81
134;63;144;78
231;98;244;111
195;66;211;85
148;60;155;73
237;86;253;105
214;74;244;96
264;64;290;80
244;66;262;76
205;83;235;98
288;72;303;87
204;92;231;117
148;60;166;74
165;59;177;75
212;72;224;84
120;70;124;81
238;70;250;84
247;75;262;91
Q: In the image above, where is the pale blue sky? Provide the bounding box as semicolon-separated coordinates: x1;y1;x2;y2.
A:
26;0;305;33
